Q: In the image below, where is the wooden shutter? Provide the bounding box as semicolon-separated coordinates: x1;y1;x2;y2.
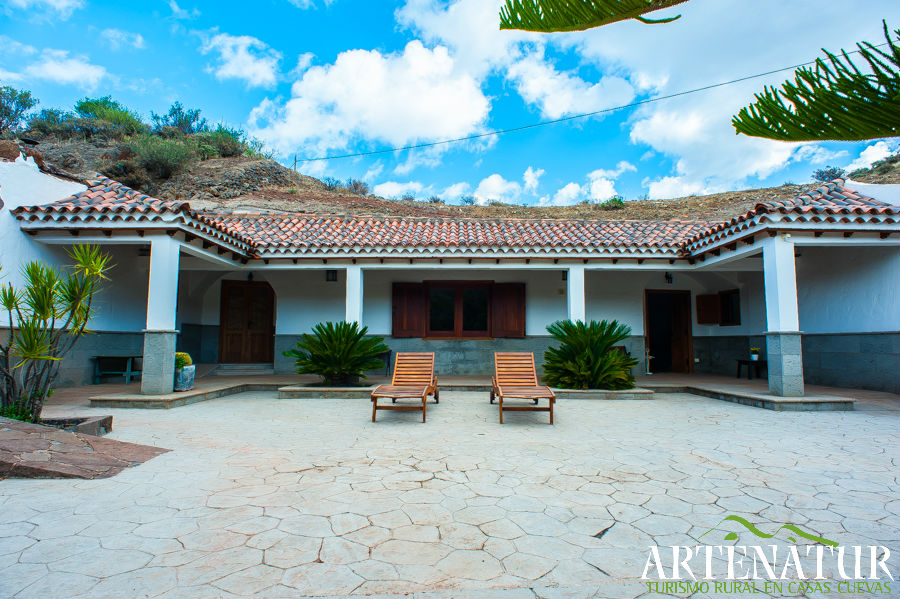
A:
491;283;526;338
696;294;720;325
392;283;426;337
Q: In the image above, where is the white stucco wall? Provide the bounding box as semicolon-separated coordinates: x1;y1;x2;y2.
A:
797;246;900;334
586;270;767;337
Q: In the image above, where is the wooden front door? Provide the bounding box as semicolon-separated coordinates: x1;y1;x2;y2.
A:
645;290;693;374
219;280;275;363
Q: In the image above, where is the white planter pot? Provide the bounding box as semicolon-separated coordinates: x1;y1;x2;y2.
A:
750;354;759;361
174;365;196;391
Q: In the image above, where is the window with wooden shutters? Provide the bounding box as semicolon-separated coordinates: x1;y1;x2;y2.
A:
696;294;720;325
391;281;525;339
391;283;425;337
491;283;526;338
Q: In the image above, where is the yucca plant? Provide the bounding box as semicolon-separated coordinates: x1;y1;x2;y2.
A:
542;319;638;390
284;321;389;386
1;245;111;422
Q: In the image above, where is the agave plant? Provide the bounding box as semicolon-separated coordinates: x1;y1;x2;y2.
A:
1;244;111;422
542;319;638;390
284;321;389;386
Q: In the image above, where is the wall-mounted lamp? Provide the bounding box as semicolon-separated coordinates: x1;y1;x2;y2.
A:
325;269;338;282
664;272;673;284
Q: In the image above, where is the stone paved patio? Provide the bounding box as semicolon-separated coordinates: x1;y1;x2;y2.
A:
1;391;898;598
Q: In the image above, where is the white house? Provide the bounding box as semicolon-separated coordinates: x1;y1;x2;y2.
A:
2;154;899;396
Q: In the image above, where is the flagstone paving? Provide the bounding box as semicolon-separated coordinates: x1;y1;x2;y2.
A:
0;391;898;598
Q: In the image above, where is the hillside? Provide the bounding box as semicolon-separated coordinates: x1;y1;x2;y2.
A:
25;137;900;223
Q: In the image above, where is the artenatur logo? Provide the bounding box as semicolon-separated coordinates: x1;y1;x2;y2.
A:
641;515;894;596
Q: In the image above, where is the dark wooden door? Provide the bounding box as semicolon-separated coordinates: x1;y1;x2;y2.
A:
645;290;693;373
219;280;275;363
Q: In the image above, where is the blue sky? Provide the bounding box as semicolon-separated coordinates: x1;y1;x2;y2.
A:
2;0;897;206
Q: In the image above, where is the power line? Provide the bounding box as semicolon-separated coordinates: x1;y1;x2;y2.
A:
296;43;888;163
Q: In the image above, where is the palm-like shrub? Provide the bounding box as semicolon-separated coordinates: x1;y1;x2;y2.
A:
542;319;638;390
1;245;110;422
284;321;389;386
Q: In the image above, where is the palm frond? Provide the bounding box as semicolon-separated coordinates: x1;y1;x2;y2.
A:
733;22;900;142
499;0;689;33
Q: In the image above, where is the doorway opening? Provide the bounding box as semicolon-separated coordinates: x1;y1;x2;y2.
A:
218;280;275;363
645;290;693;374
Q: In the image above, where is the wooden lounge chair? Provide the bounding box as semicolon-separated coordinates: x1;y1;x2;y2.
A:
371;352;439;422
491;352;555;424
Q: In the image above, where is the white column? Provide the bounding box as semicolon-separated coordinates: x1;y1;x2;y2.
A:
345;265;363;325
145;235;181;331
763;234;799;332
567;265;586;322
762;234;804;397
141;235;181;395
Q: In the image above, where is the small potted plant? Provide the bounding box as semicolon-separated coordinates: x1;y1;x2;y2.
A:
174;352;195;391
749;347;761;361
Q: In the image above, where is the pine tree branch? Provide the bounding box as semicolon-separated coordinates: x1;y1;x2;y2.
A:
732;22;900;142
499;0;689;32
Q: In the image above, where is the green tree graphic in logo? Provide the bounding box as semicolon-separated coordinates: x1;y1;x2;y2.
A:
698;515;839;547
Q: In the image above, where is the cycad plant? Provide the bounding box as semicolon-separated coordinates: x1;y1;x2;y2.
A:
542;319;638;390
1;245;110;422
284;321;389;386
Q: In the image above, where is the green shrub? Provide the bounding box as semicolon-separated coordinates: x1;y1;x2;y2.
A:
345;179;370;196
75;96;146;136
0;85;38;133
100;157;151;190
599;196;625;210
542;319;638;390
197;125;244;158
283;321;389;386
152;101;208;135
128;134;198;179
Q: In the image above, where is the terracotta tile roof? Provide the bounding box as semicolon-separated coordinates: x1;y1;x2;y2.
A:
13;176;186;217
12;177;899;258
13;176;255;250
686;180;900;251
210;214;710;253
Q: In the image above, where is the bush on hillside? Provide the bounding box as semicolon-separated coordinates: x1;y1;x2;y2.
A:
599;196;625;210
152;101;208;135
345;179;370;196
812;166;845;182
0;85;38;134
127;134;198;178
322;177;341;191
75;96;146;136
197;125;244;157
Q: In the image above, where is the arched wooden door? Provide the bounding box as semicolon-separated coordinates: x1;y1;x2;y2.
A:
218;280;275;363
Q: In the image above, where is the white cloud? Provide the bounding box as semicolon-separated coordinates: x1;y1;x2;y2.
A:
792;145;847;165
506;51;635;120
443;181;471;199
523;166;544;193
587;176;617;201
291;52;315;76
846;141;896;172
169;0;199;19
248;40;489;156
21;50;106;88
201;32;282;88
287;0;336;8
6;0;83;19
101;28;146;50
589;160;636;180
561;0;898;195
373;180;425;199
362;162;384;181
643;176;711;200
542;182;582;206
474;173;520;205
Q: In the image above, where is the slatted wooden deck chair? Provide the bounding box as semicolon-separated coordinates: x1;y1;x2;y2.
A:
490;352;555;424
371;352;439;423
